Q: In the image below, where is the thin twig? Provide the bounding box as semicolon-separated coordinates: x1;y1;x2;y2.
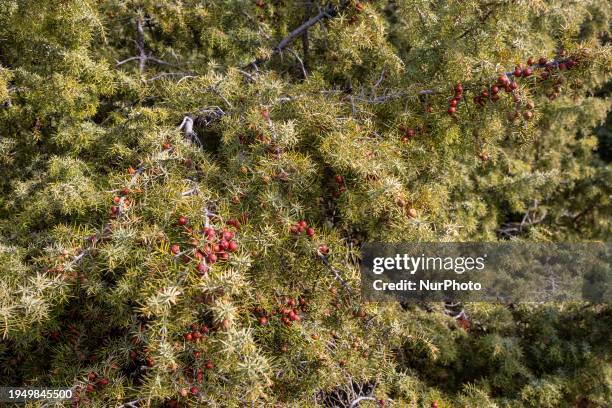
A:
244;1;350;69
136;14;146;73
285;47;308;78
318;254;352;294
349;396;377;408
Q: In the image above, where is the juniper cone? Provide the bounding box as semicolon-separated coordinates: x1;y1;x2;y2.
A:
0;1;611;407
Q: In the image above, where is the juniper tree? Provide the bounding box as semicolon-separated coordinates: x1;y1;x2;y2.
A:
0;0;611;407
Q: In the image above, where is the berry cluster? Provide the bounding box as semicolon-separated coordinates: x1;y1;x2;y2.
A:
252;296;308;327
183;323;210;342
473;77;517;108
447;82;463;115
400;127;416;144
332;174;346;198
110;186;132;218
447;54;583;119
171;216;240;276
290;219;314;237
289;220;330;255
72;372;110;405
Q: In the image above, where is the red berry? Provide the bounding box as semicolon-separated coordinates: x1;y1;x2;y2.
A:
222;230;234;241
205;361;213;370
121;187;130;196
290;225;299;234
509;81;518;90
98;378;109;386
171;244;180;255
178;216;187;226
190;386;199;395
111;206;119;215
454;82;463;93
559;62;567;70
194;351;201;359
162;143;171;150
431;402;439;408
259;316;268;325
447;106;456;115
289;311;299;321
498;75;509;85
481;90;489;98
538;57;547;65
540;71;549;80
219;239;229;250
405;128;416;137
86;384;94;392
306;227;315;237
449;99;457;107
228;241;238;252
298;220;307;228
523;67;532;77
88;372;97;381
523;111;533;120
319;244;329;255
261;110;270;119
113;196;121;203
184;333;193;341
196;262;208;274
514;66;522;77
491;85;499;94
335;175;344;184
208;253;217;263
527;57;534;65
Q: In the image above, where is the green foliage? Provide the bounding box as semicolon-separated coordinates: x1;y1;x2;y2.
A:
0;0;610;406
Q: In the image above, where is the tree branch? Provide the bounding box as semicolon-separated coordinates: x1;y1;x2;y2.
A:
318;253;352;294
136;14;146;73
244;1;350;70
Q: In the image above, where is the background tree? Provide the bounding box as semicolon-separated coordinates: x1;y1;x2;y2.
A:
0;0;610;407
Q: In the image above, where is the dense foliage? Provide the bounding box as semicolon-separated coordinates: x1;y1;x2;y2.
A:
0;1;610;407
